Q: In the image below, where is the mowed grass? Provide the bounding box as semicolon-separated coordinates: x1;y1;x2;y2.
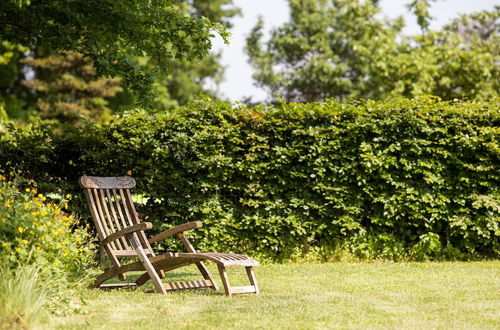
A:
53;261;499;329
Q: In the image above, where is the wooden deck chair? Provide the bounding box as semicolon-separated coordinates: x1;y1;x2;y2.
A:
79;176;259;296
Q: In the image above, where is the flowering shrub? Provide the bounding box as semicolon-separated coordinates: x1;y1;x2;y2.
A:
0;173;93;276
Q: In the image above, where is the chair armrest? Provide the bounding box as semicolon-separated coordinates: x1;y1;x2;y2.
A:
101;222;153;246
148;221;202;244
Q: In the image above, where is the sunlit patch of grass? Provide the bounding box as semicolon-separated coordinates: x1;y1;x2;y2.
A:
0;266;51;329
54;261;499;329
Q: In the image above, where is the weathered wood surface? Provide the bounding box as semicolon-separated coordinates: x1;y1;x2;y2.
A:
127;233;166;294
230;286;257;294
163;280;213;291
79;176;136;189
246;266;259;294
101;222;152;246
148;221;203;244
80;175;259;295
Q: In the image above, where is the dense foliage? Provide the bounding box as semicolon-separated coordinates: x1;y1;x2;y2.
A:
21;51;122;124
0;175;94;326
1;97;498;261
0;0;228;97
0;1;239;122
246;0;499;102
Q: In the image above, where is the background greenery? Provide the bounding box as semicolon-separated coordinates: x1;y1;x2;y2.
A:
0;1;499;327
247;0;499;102
0;175;94;327
1;96;498;261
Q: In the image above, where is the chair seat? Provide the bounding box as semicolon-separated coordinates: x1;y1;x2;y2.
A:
177;252;259;267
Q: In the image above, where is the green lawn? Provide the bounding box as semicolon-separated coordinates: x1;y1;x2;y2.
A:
54;261;499;329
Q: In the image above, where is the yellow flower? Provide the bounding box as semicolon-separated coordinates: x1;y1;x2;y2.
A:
127;170;132;175
38;194;47;201
1;217;6;223
15;247;22;252
25;188;31;193
75;237;82;243
17;227;25;233
31;211;39;216
0;174;6;181
22;240;29;246
64;203;68;209
31;188;37;195
41;210;48;216
65;194;72;200
36;247;41;251
55;228;64;234
54;209;61;215
47;221;52;226
40;235;45;241
1;242;8;247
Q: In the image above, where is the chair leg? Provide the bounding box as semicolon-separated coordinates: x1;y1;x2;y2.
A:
196;261;219;291
128;234;166;294
246;266;259;295
217;264;259;296
217;264;232;296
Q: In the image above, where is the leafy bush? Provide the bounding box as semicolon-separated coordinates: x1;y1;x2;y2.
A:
1;96;498;261
0;175;93;274
0;175;94;326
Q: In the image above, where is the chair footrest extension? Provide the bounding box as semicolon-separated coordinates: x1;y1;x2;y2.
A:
230;285;257;294
163;279;214;291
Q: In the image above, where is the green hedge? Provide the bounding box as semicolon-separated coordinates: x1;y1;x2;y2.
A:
1;97;499;260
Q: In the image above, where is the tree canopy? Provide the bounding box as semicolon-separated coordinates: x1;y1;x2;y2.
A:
246;0;499;102
0;0;229;100
0;0;239;120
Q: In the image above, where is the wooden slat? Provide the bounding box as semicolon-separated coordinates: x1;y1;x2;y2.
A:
127;233;166;294
246;267;259;295
105;189;130;249
112;189;131;232
135;258;200;286
113;249;153;257
124;189;151;250
91;189;117;251
100;283;138;289
230;286;257;294
148;221;203;244
118;189;134;227
101;222;152;246
217;264;232;296
88;188;125;280
99;189;124;250
83;189;106;241
163;280;213;291
79;176;135;189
